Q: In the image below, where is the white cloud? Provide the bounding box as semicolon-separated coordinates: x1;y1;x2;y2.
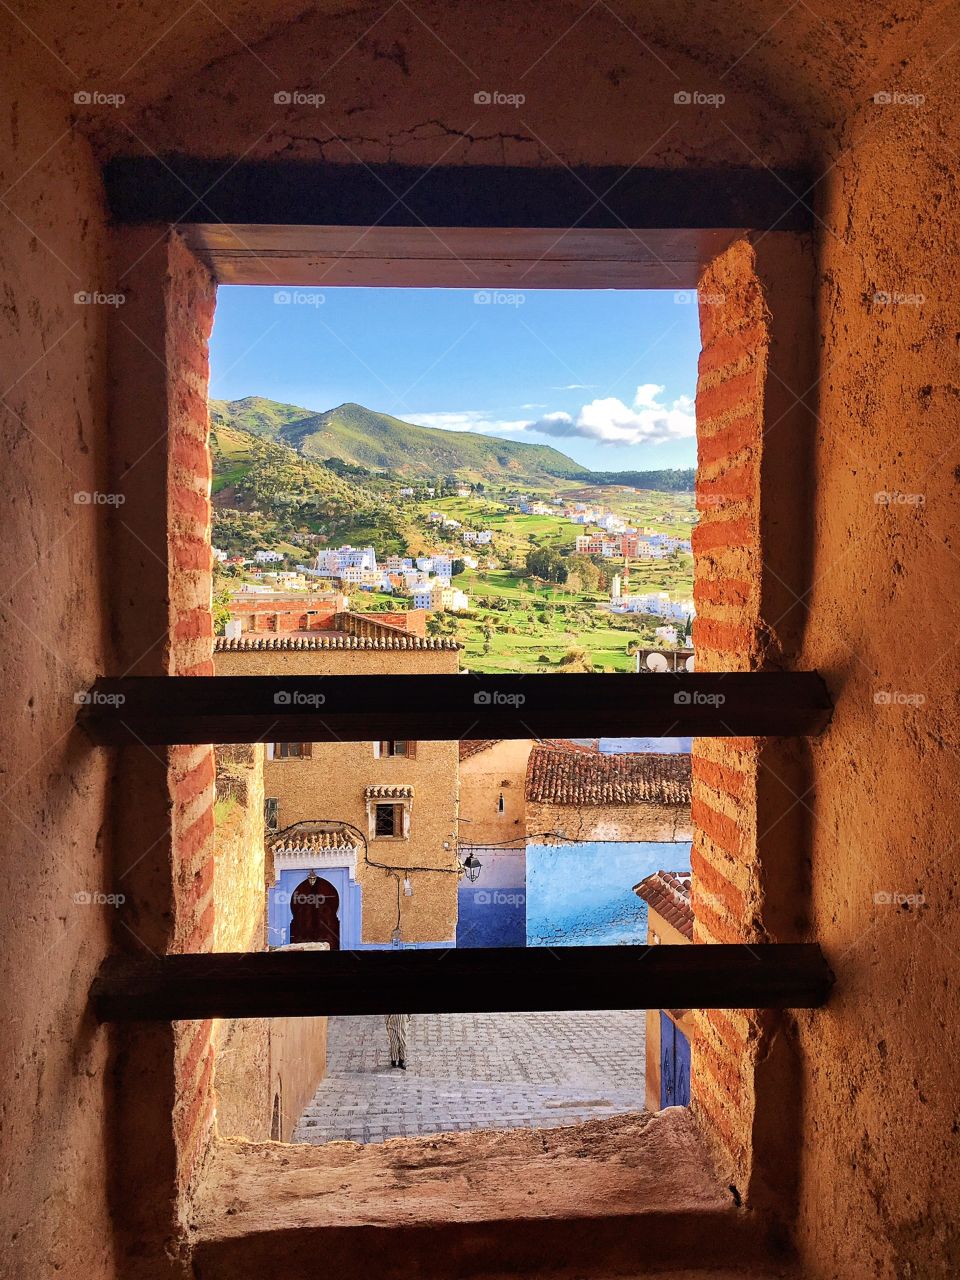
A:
552;383;597;390
526;385;695;447
405;410;530;436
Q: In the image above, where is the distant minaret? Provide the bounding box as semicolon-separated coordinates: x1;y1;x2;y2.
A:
611;573;622;601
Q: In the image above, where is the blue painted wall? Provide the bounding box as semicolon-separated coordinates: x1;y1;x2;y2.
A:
457;848;526;948
525;841;691;947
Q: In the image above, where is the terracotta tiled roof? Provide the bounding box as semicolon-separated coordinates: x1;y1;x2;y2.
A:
459;737;599;763
632;870;693;940
215;634;458;652
525;747;691;807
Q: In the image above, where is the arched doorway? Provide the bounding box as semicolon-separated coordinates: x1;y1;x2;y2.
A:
289;873;340;949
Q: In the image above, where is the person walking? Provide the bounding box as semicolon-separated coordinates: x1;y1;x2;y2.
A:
384;1013;411;1069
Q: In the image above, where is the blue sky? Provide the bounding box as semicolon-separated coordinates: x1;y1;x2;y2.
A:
209;287;701;472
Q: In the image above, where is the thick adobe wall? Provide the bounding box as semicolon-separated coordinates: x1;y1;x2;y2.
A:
212;744;327;1144
98;0;808;172
0;37;120;1280
789;101;960;1279
108;227;219;1252
689;233;817;1219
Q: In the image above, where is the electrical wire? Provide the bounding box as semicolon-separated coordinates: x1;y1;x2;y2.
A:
271;816;463;876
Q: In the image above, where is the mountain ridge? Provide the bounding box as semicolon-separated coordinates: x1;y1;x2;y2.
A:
209;396;593;483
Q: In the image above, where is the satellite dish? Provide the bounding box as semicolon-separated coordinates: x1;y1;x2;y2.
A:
685;655;695;672
646;652;669;672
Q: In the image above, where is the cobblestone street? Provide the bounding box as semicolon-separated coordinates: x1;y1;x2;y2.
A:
294;1011;646;1144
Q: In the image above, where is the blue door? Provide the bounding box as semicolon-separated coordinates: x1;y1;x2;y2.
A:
659;1012;691;1108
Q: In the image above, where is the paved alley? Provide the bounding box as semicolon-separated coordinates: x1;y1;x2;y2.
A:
294;1010;645;1144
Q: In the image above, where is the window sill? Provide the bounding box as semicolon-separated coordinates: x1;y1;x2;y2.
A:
189;1109;782;1279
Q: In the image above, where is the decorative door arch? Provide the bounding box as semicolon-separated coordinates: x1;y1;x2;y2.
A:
289;873;340;949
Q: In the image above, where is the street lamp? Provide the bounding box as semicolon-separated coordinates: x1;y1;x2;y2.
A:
461;851;483;883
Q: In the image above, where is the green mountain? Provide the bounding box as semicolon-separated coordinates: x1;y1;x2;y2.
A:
209;397;592;483
209;395;311;438
209;422;397;556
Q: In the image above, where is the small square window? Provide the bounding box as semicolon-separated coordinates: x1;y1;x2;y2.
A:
275;742;311;759
374;803;402;837
377;740;416;758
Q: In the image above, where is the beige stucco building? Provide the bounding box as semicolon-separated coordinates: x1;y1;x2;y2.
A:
457;739;535;848
214;616;462;947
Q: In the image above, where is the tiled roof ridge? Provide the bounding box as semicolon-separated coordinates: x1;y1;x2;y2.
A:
538;738;602;754
214;634;458;651
458;738;502;761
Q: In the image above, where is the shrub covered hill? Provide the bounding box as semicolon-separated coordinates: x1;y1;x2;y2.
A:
208;395;694;558
210;397;593;483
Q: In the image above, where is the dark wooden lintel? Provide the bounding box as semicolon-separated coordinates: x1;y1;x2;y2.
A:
104;158;815;232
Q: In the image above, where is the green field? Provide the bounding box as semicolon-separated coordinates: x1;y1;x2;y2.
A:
223;475;695;671
353;558;692;675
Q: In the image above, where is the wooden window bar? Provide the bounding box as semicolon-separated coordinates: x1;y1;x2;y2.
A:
83;671;834;1021
78;671;831;746
92;945;833;1022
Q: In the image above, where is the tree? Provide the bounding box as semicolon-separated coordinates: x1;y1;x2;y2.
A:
212;583;232;635
567;553;600;592
524;546;568;584
451;557;466;577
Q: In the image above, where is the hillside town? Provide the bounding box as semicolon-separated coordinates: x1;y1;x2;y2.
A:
213;487;694;644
